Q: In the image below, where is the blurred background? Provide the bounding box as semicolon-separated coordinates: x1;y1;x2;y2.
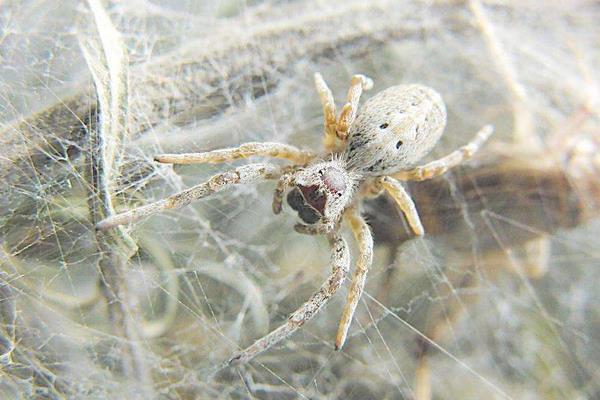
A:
1;1;599;399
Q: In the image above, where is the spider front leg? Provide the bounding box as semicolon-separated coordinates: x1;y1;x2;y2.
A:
314;72;338;152
155;142;314;165
335;207;374;350
337;74;374;141
314;73;373;151
96;163;281;230
225;232;350;366
394;125;494;182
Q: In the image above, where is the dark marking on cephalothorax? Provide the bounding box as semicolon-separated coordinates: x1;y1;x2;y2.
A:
299;184;327;214
287;187;305;211
287;187;321;224
286;166;348;225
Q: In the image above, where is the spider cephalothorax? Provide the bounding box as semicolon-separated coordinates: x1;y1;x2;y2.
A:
96;72;492;367
285;160;358;231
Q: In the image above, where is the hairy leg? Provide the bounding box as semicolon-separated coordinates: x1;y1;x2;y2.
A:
336;74;373;140
394;125;493;182
155;142;314;165
314;73;338;152
378;176;425;236
315;72;373;151
96;163;281;230
225;232;350;366
294;222;333;236
272;166;298;214
335;207;374;350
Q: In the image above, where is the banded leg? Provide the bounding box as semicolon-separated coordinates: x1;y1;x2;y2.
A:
378;176;425;236
314;73;338;151
155;142;314;165
336;74;374;140
272;166;298;214
226;233;350;366
294;222;333;236
335;207;374;350
394;125;494;182
96;163;281;230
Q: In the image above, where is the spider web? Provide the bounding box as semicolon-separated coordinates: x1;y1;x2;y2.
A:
1;0;599;399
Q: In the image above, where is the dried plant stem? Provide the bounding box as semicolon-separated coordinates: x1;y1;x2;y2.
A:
0;0;476;211
82;0;152;392
468;0;539;150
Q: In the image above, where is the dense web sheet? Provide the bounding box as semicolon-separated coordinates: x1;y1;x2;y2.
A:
1;1;599;399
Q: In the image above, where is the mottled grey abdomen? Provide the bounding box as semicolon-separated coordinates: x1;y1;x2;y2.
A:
344;84;446;176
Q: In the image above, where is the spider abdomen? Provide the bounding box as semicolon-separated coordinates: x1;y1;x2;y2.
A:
345;84;447;175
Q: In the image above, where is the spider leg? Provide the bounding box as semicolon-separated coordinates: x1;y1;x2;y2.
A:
335;207;373;350
294;222;333;236
154;142;314;165
378;176;425;236
336;74;373;141
96;163;281;230
314;73;338;152
393;125;494;182
272;166;298;214
226;232;350;366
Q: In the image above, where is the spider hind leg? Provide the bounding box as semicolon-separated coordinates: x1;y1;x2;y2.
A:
225;233;350;366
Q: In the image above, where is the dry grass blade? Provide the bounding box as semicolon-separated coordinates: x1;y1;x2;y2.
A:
80;0;152;393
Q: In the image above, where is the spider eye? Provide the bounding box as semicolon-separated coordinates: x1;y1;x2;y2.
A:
396;140;403;149
379;123;389;129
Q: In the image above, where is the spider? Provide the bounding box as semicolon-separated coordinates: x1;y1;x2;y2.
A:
97;72;493;366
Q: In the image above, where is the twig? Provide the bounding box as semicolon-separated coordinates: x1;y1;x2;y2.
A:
468;0;539;150
81;0;153;392
0;0;476;217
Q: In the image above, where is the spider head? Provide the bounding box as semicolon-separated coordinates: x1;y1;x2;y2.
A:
345;84;447;175
286;160;356;229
